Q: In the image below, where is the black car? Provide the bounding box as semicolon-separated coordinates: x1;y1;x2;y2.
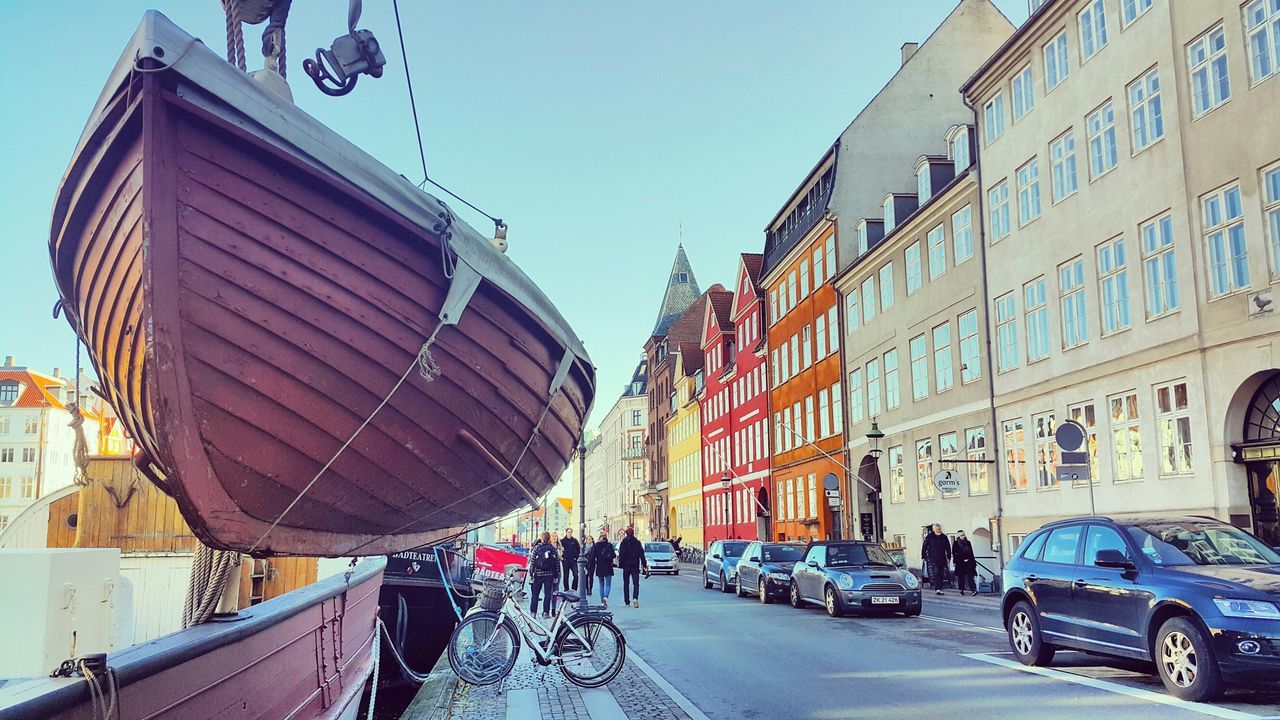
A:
789;540;923;617
734;541;807;603
703;540;749;593
1002;515;1280;701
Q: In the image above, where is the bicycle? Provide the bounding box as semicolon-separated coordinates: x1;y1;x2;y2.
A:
446;566;627;688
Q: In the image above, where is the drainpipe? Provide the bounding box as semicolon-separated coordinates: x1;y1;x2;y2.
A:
34;404;49;500
963;94;1008;576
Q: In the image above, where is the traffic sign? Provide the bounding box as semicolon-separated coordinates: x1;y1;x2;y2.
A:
828;496;842;507
1061;450;1090;465
1055;421;1086;451
933;469;961;493
1056;465;1091;483
824;489;840;498
822;473;840;491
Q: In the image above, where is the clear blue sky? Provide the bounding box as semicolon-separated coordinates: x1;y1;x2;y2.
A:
0;1;1024;425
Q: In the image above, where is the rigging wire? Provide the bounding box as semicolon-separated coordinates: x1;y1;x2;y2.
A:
391;0;504;230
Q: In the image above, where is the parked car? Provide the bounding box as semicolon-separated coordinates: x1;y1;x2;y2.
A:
644;541;679;575
1002;515;1280;702
703;540;750;593
735;541;807;603
789;540;922;617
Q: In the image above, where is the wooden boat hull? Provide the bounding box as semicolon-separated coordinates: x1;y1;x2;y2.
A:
49;13;595;556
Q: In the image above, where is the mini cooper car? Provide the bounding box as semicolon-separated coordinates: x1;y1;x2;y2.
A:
789;540;922;617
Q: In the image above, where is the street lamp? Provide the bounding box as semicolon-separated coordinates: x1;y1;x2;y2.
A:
720;472;732;541
866;420;885;460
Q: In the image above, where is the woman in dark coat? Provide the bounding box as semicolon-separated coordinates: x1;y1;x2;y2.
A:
952;530;977;595
589;533;617;606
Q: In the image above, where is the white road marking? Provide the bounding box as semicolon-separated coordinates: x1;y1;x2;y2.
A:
580;687;628;720
506;688;539;720
628;649;713;720
961;652;1264;720
919;614;1004;634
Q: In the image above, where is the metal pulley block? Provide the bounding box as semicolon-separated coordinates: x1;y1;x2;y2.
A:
303;0;386;96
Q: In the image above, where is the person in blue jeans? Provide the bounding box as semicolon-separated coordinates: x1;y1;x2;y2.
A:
528;532;561;619
589;533;616;606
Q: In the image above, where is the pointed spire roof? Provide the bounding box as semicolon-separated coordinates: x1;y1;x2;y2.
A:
650;244;701;338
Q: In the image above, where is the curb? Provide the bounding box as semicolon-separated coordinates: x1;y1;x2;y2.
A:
401;648;459;720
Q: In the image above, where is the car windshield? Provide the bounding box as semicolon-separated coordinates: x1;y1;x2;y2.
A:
723;541;748;558
644;542;673;553
1126;522;1280;567
761;545;805;563
825;544;896;567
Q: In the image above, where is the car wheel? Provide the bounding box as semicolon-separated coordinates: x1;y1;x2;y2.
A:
759;579;770;604
903;609;920;617
735;577;745;597
790;581;804;609
703;570;712;589
674;568;679;575
1007;601;1054;666
824;586;844;618
1155;617;1224;702
719;572;732;593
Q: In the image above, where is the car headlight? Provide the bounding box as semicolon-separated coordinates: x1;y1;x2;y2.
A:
767;572;791;583
1213;598;1280;619
836;574;855;590
903;572;920;590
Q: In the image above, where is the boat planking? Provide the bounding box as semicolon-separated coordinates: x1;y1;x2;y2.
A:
48;13;595;557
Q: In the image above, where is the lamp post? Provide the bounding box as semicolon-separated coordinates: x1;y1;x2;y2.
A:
864;420;885;543
577;440;588;611
720;472;732;541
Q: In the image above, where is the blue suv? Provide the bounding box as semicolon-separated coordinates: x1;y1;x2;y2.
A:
1002;515;1280;701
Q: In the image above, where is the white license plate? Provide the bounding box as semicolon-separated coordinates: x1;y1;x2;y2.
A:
870;596;900;605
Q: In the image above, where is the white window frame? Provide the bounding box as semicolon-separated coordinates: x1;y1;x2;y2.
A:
996;293;1019;372
1086;101;1118;180
1044;31;1070;91
906;242;923;294
1109;391;1144;482
1025;278;1050;362
1122;0;1153;27
1050;129;1079;203
1003;419;1028;492
846;291;860;334
849;368;864;424
927;224;947;280
1245;0;1280;85
1201;183;1250;297
816;313;828;359
1059;258;1088;349
952;205;974;264
989;180;1011;243
1155;380;1194;477
879;263;895;311
889;446;906;503
1079;0;1109;62
1097;235;1131;335
1068;402;1100;485
1033;412;1059;489
933;322;954;393
965;427;990;496
884;348;901;409
917;438;935;501
883;196;897;234
818;389;830;439
910;334;929;401
918;165;932;205
1188;25;1231;118
862;277;877;323
1263;163;1280;279
1017;157;1042;226
1128;67;1164;153
1012;64;1035;121
1140;213;1179;317
984;93;1005;144
867;358;882;418
951;127;971;172
959;309;981;384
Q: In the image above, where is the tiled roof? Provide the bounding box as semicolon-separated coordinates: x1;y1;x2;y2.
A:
678;341;704;375
741;253;764;290
707;290;735;332
0;369;70;410
649;245;702;338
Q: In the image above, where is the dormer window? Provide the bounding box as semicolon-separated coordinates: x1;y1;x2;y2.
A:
917;164;932;204
857;220;869;256
0;381;19;406
673;272;688;284
883;196;896;234
949;126;972;172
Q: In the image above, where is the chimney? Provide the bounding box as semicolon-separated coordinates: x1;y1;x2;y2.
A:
901;42;919;66
53;368;61;378
3;356;13;367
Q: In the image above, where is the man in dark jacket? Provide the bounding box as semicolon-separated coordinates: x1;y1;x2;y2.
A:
617;528;649;608
952;530;977;595
528;532;561;618
921;523;952;595
559;528;581;592
589;533;616;606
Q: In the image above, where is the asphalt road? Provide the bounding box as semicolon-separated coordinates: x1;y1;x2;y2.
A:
606;565;1280;720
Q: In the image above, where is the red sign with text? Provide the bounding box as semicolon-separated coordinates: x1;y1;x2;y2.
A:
474;545;529;580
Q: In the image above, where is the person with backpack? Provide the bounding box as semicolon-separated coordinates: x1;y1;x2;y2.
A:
529;532;561;619
559;528;581;591
617;527;648;608
588;532;616;606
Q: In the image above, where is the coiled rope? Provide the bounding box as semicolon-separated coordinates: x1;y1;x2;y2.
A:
182;543;241;628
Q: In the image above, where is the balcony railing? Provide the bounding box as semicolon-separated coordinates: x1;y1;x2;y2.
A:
621;447;645;460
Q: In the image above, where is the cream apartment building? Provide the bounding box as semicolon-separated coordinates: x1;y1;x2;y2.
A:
837;127;1001;575
962;0;1280;551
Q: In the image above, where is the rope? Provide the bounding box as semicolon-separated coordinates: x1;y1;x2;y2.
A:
376;617;432;682
222;0;246;71
436;546;464;621
68;338;90;487
182;543;241;627
246;327;446;554
81;662;120;720
364;614;382;720
261;0;292;79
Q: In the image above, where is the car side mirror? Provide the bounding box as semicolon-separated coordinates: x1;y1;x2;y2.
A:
893;557;906;568
748;556;760;563
712;553;721;560
1094;548;1136;570
807;560;820;568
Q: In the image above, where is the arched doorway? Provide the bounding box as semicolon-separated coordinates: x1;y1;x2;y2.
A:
857;455;883;542
1233;372;1280;547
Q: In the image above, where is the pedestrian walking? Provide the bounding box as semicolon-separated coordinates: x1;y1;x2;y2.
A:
528;532;561;619
589;533;616;606
920;523;952;595
952;530;977;595
617;527;649;608
559;528;581;591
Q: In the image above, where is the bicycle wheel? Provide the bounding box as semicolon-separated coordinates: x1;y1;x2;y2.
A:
555;617;626;688
447;612;520;686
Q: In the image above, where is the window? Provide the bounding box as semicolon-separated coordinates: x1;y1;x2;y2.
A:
789;335;799;378
0;515;8;532
1267;165;1280;277
0;417;7;434
1059;258;1088;349
917;438;935;501
793;402;803;444
951;127;971;172
799;259;810;300
770;290;779;324
1043;525;1083;565
1110;392;1144;481
21;447;35;463
1188;25;1231;117
996;293;1019;372
933;323;954;392
1050;130;1079;203
0;382;18;405
826;307;838;356
816;314;827;359
825;237;836;280
632;409;643;426
20;476;34;499
1017;158;1042;225
927;224;947;280
862;277;877;323
984;93;1005;144
1246;0;1280;84
989;180;1011;243
1122;0;1153;26
1034;412;1059;488
910;334;929;401
786;479;795;520
1156;381;1193;476
966;427;989;496
1202;184;1249;296
1079;0;1109;61
867;358;882;418
846;291;860;333
959;309;981;384
0;477;9;498
1141;214;1179;316
879;263;895;310
801;325;813;369
939;432;959;498
0;448;11;463
1012;65;1035;121
1044;31;1070;91
952;205;973;263
832;381;843;434
850;369;864;423
884;348;901;409
804;396;815;443
813;247;825;287
857;222;870;256
889;446;906;503
1025;278;1051;361
918;165;932;204
788;269;798;310
1084;525;1130;566
1086;102;1118;179
1004;419;1028;491
1128;68;1164;152
23;417;37;435
883;196;897;234
1068;402;1100;485
771;349;780;387
906;242;923;294
1098;236;1131;334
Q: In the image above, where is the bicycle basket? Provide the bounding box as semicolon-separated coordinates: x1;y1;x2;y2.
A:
478;578;507;612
